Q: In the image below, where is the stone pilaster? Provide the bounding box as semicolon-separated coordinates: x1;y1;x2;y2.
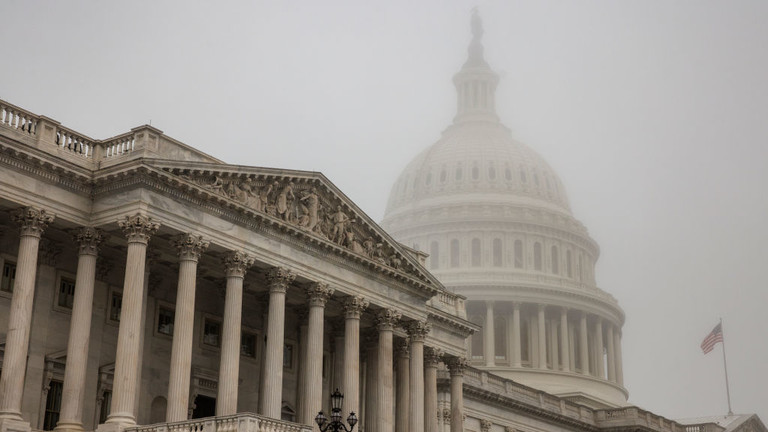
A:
446;357;467;432
424;347;442;432
167;234;208;422
395;339;410;432
217;251;253;416
342;296;368;423
55;227;104;432
261;267;296;419
407;321;430;432
299;282;334;425
106;214;159;427
0;207;54;427
376;310;400;432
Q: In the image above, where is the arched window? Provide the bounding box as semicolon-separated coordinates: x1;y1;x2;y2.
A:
488;165;496;180
455;165;463;181
429;241;439;270
551;245;559;274
505;166;512;181
520;170;527;183
472;165;480;180
425;172;432;186
566;250;573;278
533;172;540;186
470;315;483;359
450;239;460;267
471;238;481;267
494;316;507;360
514;240;523;269
440;167;447;183
492;238;502;267
534;242;542;271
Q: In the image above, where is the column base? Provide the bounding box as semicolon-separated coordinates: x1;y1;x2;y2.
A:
0;418;32;432
54;421;85;432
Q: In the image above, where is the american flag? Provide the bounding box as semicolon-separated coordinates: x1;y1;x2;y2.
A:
700;322;724;354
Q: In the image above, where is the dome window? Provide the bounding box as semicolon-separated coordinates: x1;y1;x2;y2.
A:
488;165;496;180
520;170;527;184
505;167;512;181
514;240;523;269
455;165;463;181
493;238;502;267
494;316;507;360
440;168;447;183
533;172;540;186
425;172;432;186
551;246;559;275
534;242;542;271
472;165;479;181
470;314;484;359
450;239;460;267
471;238;481;267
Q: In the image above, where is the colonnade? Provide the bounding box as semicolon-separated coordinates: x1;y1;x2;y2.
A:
0;209;469;432
474;300;624;385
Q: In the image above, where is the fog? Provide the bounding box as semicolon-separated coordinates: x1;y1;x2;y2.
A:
1;0;766;422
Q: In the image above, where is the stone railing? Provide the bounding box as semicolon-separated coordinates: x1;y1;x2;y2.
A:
595;407;696;432
1;100;38;135
429;289;467;318
684;424;724;432
125;413;312;432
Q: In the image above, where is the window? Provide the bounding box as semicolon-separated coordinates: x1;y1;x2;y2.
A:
429;241;439;270
534;242;542;271
43;381;63;430
1;261;16;293
505;167;512;181
157;307;175;336
472;165;479;180
108;289;122;323
241;332;257;358
551;246;559;275
99;390;112;423
203;318;221;347
455;165;463;181
471;238;481;267
283;343;294;369
57;277;76;309
281;403;296;422
488;165;496;180
493;239;502;267
514;240;523;269
520;170;527;183
425;172;432;186
450;239;460;268
566;250;573;278
520;318;530;364
440;168;447;183
470;315;483;359
494;316;507;360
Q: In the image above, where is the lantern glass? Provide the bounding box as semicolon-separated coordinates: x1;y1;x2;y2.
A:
331;389;344;411
347;412;358;428
315;412;327;427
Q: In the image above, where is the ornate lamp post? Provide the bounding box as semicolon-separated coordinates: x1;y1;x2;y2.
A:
315;389;358;432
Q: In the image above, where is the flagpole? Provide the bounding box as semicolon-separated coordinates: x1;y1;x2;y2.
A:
720;318;733;415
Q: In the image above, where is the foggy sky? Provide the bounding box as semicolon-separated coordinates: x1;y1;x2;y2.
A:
1;0;766;422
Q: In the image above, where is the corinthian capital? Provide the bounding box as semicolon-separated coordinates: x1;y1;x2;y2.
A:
343;295;369;319
14;207;55;238
406;320;431;341
480;419;493;432
376;309;401;331
446;356;468;376
424;346;443;367
306;282;334;307
222;251;254;278
173;233;210;261
266;267;296;293
118;214;159;244
73;227;104;256
395;338;410;358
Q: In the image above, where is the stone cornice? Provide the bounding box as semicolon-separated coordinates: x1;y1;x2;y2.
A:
0;140;92;195
427;307;478;338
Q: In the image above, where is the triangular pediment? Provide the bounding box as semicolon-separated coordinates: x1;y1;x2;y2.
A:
143;159;442;294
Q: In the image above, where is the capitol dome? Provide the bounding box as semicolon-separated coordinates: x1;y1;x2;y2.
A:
381;11;628;408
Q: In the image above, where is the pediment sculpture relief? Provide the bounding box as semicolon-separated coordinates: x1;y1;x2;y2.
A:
175;171;416;276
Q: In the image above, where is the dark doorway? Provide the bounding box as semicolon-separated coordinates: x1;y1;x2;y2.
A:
192;395;216;419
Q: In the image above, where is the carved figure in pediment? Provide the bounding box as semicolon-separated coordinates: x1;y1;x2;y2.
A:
389;254;402;269
372;243;387;264
299;187;320;231
363;238;375;258
276;182;295;221
329;206;351;244
238;178;260;208
258;181;278;214
345;230;365;254
209;175;225;193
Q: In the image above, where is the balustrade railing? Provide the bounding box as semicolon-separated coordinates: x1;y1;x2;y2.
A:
125;413;312;432
0;100;38;135
102;131;136;158
55;126;94;158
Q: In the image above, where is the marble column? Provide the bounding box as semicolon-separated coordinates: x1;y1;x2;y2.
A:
395;339;410;432
166;234;209;422
446;357;467;432
614;330;624;386
106;214;159;427
376;310;400;432
217;251;254;416
342;296;368;422
55;228;103;432
559;308;570;372
606;325;616;382
578;312;589;375
407;321;430;432
594;317;605;380
483;301;495;367
261;267;296;419
537;305;547;369
424;348;442;432
0;208;54;425
297;283;333;425
511;303;521;368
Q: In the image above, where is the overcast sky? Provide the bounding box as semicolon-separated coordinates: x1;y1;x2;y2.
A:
2;0;766;423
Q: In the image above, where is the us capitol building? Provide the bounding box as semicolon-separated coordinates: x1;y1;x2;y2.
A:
0;12;763;432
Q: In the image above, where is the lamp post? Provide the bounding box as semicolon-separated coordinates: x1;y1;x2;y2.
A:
315;389;358;432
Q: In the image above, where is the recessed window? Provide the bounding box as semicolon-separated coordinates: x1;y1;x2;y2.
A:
505;167;512;181
494;316;507;360
488;165;496;180
455;165;463;181
551;246;559;275
1;261;16;293
470;315;483;359
425;172;432;186
471;238;481;267
514;240;523;269
241;332;257;358
203;319;221;347
157;307;175;336
493;239;502;267
450;239;460;267
109;289;123;323
283;343;294;369
43;381;63;430
57;277;76;309
520;170;527;183
472;165;479;180
534;242;542;271
440;168;447;183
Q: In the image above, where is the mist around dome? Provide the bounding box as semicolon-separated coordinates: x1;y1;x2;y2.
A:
382;10;627;408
